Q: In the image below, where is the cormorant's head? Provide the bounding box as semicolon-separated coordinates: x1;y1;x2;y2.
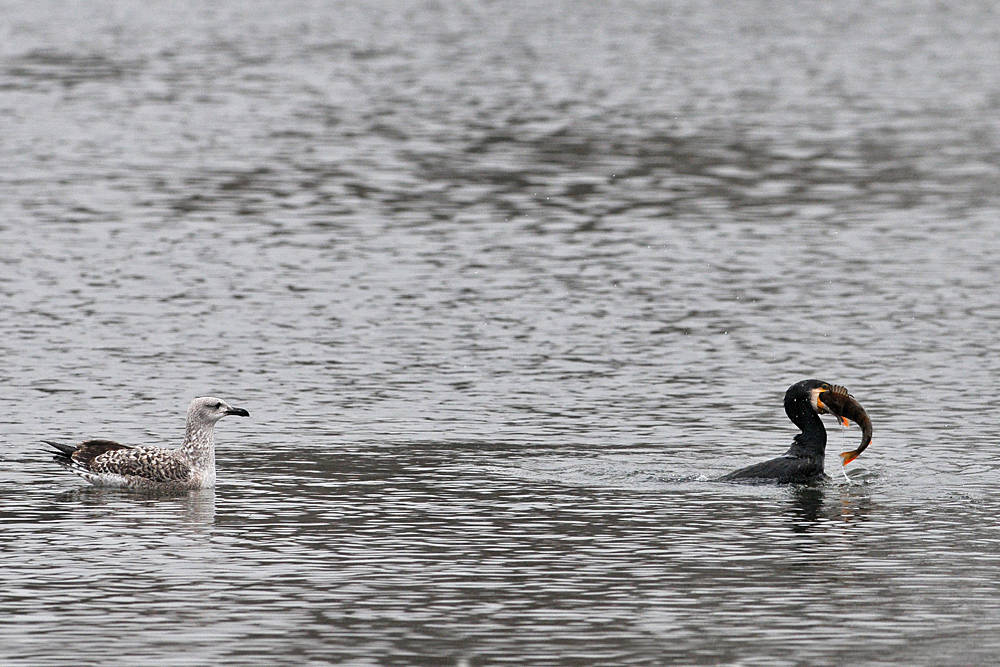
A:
784;379;873;464
784;379;837;415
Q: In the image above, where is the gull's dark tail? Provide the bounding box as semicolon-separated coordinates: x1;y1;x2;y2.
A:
43;439;132;469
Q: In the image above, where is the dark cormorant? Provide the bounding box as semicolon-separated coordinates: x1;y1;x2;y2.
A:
720;379;872;485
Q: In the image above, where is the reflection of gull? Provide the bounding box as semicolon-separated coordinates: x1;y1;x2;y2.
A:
44;397;249;490
52;487;218;527
182;488;217;526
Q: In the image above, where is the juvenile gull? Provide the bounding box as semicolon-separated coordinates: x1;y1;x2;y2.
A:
44;397;249;490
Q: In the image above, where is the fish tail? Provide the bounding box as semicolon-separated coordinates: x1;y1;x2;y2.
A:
840;451;859;466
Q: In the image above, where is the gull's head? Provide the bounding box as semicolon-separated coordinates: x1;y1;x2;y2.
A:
187;397;251;426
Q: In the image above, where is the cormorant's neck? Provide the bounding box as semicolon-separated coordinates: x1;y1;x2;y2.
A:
784;397;826;457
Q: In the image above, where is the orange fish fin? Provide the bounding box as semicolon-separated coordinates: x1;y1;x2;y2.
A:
840;451;859;466
840;416;850;428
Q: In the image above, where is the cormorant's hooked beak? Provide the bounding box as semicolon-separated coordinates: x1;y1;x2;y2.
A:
225;406;250;417
817;386;873;465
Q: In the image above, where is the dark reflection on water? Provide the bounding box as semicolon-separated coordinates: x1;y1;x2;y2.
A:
3;0;1000;665
787;486;825;529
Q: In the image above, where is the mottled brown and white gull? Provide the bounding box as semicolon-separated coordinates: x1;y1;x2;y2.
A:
44;397;249;490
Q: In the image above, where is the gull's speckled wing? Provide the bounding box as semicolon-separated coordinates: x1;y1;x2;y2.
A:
68;439;132;465
89;447;193;482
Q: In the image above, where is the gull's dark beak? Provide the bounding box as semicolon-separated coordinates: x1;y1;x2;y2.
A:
820;388;872;465
226;406;250;417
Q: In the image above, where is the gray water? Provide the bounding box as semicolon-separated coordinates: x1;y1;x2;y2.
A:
4;0;1000;665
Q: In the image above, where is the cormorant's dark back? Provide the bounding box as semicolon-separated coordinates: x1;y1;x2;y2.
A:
719;379;872;484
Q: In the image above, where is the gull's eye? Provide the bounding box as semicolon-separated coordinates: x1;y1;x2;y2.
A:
213;402;222;409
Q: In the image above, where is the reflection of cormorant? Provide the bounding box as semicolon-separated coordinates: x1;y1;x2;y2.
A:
788;486;824;532
720;379;870;485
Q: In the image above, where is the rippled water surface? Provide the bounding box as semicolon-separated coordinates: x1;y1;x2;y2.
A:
4;1;1000;665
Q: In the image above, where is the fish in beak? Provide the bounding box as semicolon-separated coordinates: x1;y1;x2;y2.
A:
818;385;873;465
